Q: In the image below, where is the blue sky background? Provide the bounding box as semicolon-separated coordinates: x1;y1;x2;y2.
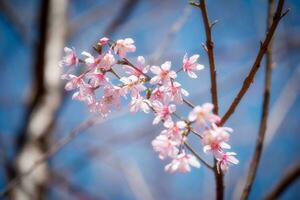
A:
0;0;300;199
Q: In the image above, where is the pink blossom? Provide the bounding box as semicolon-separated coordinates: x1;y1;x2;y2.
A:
81;51;115;70
124;56;149;77
120;75;146;98
99;37;109;45
61;74;84;91
114;38;136;58
59;47;78;67
72;82;96;105
85;71;110;88
188;103;220;126
150;86;165;102
150;61;177;85
165;150;200;173
202;123;232;154
152;100;176;125
99;86;122;111
162;120;187;143
163;81;189;104
99;51;115;71
182;53;204;78
81;51;100;68
129;96;151;113
216;152;239;172
152;134;179;160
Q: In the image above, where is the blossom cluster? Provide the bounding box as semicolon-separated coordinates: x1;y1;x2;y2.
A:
59;37;238;173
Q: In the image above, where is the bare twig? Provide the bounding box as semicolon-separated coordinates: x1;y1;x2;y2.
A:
240;1;275;199
193;0;219;115
192;0;223;199
264;163;300;200
0;117;99;197
184;142;214;170
220;0;288;125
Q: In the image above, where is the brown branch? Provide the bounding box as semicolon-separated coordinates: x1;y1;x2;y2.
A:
264;163;300;200
220;0;288;126
0;117;98;198
213;159;225;200
192;0;223;199
184;142;214;170
240;1;275;199
192;0;219;115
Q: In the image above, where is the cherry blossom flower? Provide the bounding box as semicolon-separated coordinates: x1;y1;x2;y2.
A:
98;51;115;71
99;37;109;45
81;51;115;70
81;51;100;68
124;56;149;77
162;120;187;142
85;71;110;88
99;86;122;112
188;103;220;126
202;124;232;154
60;36;238;174
152;100;176;124
163;81;189;104
130;96;151;113
215;152;239;172
59;47;78;67
165;150;200;173
120;75;146;98
150;86;165;102
62;74;84;91
152;134;179;160
72;82;96;106
150;61;177;85
114;38;136;58
182;53;204;78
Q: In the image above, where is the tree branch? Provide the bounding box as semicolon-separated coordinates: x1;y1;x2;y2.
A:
240;1;275;199
191;0;222;198
220;0;288;126
0;117;98;198
264;163;300;200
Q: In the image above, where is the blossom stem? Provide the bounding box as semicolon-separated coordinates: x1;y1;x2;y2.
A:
109;68;121;79
184;141;213;170
190;128;203;139
176;67;183;74
183;98;195;108
123;58;151;81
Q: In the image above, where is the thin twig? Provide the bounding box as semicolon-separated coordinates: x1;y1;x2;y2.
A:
0;117;99;197
197;0;219;115
194;0;222;199
263;163;300;200
184;142;214;170
220;0;288;126
240;1;275;199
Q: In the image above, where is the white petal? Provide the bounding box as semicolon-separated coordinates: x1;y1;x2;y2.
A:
190;54;199;63
153;116;161;124
161;61;171;71
196;64;204;70
150;66;161;75
188;155;201;168
188;71;197;78
150;76;161;85
125;38;134;43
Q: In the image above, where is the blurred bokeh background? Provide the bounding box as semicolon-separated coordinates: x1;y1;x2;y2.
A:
0;0;300;199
